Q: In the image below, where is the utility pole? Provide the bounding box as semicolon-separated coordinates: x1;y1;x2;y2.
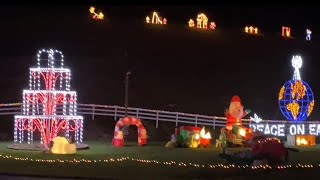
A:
125;71;131;117
123;71;131;139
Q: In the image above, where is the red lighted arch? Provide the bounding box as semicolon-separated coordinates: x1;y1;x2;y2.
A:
112;117;147;147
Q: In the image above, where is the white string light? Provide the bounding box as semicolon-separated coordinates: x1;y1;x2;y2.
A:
292;55;302;80
15;49;84;144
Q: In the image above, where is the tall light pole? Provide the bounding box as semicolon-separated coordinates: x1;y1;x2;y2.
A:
125;71;131;117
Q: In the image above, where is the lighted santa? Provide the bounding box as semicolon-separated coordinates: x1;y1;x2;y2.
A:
225;95;251;130
215;95;252;147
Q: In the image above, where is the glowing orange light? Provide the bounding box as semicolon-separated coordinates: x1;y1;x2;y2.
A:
188;19;195;27
146;12;166;25
245;26;258;34
89;6;104;20
308;101;314;116
196;13;208;29
296;137;308;145
245;26;249;33
291;80;306;100
279;86;285;100
282;26;291;37
146;16;150;23
286;102;299;120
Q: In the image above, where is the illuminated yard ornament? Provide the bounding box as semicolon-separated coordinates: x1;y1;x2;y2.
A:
278;55;314;122
146;16;150;23
306;29;312;41
112;117;147;147
250;113;262;123
282;26;291;38
188;13;216;30
209;22;216;30
188;19;195;27
14;49;84;145
146;12;166;25
245;26;258;34
199;127;211;147
197;13;208;29
89;6;104;20
51;136;76;154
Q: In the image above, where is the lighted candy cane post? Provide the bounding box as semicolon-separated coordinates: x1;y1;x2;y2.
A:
14;49;84;145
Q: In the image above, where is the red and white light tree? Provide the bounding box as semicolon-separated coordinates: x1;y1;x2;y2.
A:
14;49;84;145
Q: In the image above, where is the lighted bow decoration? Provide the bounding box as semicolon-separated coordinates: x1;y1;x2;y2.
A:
89;6;104;20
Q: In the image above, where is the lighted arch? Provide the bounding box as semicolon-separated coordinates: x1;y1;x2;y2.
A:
112;117;147;147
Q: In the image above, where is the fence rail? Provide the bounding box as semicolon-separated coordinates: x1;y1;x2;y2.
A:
0;102;317;129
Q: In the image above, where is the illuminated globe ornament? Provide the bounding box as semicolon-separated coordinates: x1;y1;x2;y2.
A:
278;55;314;122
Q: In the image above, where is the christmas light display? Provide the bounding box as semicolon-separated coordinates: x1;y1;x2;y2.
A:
188;13;216;30
14;49;84;145
112;117;147;146
278;55;314;122
282;26;291;37
0;154;319;171
245;26;258;34
89;6;104;20
250;113;262;123
209;22;216;30
146;12;166;25
306;29;312;41
188;19;195;27
51;136;76;154
197;13;208;29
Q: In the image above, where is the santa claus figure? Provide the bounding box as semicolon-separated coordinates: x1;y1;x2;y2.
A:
225;95;251;130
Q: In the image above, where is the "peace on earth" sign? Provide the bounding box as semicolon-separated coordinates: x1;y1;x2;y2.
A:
249;124;320;136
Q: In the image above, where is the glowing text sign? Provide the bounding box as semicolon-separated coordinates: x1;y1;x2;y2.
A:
249;124;320;136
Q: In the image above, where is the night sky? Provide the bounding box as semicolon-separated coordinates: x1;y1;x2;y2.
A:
0;4;320;121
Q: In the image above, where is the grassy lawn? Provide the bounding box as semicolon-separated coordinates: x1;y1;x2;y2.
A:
0;141;320;179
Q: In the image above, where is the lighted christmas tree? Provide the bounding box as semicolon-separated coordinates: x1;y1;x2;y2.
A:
14;49;84;145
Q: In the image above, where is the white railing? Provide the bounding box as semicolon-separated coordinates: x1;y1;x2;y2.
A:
0;102;317;129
